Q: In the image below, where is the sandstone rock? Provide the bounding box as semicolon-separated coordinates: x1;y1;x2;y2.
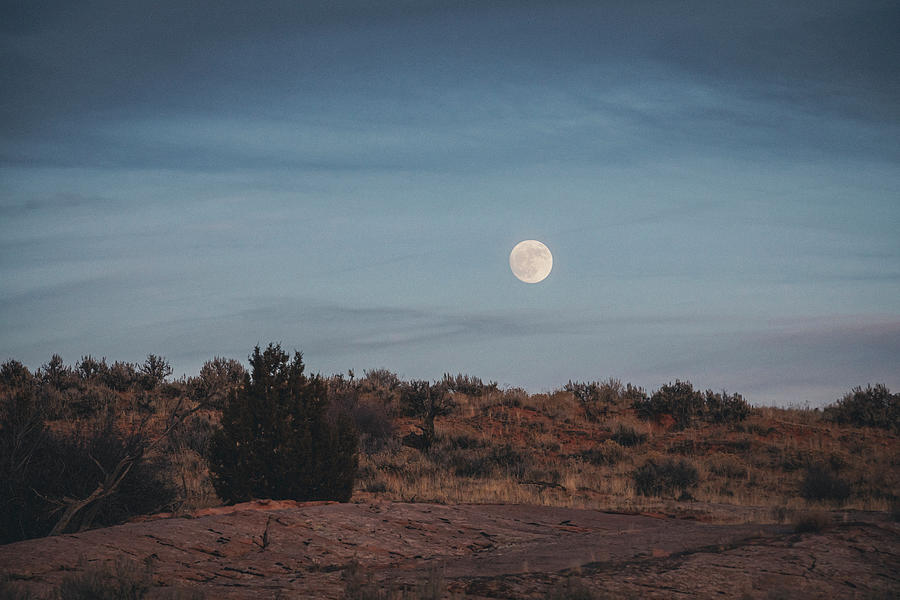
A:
0;502;896;599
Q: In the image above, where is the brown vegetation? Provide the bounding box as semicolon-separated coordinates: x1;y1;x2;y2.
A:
2;351;898;548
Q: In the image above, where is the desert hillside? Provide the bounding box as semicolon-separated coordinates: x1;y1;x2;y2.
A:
2;354;898;598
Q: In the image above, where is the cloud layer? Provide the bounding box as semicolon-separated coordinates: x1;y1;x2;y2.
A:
1;1;898;405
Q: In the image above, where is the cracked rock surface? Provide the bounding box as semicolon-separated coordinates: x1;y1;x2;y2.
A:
0;501;897;598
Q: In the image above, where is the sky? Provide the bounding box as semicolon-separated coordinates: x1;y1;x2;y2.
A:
1;1;898;406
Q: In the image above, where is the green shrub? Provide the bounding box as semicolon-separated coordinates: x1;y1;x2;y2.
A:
800;466;850;504
823;384;899;430
633;458;699;497
207;344;359;503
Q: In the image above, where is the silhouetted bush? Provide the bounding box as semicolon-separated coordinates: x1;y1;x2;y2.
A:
633;380;749;427
139;354;172;390
103;361;139;392
611;424;647;447
38;354;77;391
207;344;359;503
77;355;109;380
801;465;851;503
824;384;899;430
633;458;699;497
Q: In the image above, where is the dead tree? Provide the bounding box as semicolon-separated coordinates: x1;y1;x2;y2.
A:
400;380;454;450
48;396;202;536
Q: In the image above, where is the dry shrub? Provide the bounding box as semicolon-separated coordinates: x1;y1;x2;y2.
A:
801;466;851;504
55;558;152;600
633;457;699;498
563;379;644;422
610;424;647;448
352;401;395;454
49;558;204;600
0;573;35;600
544;576;596;600
633;380;749;427
430;440;530;479
706;453;748;479
824;384;898;430
581;439;625;466
342;561;447;600
771;505;789;524
792;510;831;533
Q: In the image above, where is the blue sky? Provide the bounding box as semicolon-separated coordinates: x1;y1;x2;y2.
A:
2;1;898;405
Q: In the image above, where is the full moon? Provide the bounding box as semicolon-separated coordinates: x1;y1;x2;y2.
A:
509;240;553;283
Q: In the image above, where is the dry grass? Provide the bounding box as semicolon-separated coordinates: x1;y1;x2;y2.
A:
27;373;899;529
351;389;899;519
